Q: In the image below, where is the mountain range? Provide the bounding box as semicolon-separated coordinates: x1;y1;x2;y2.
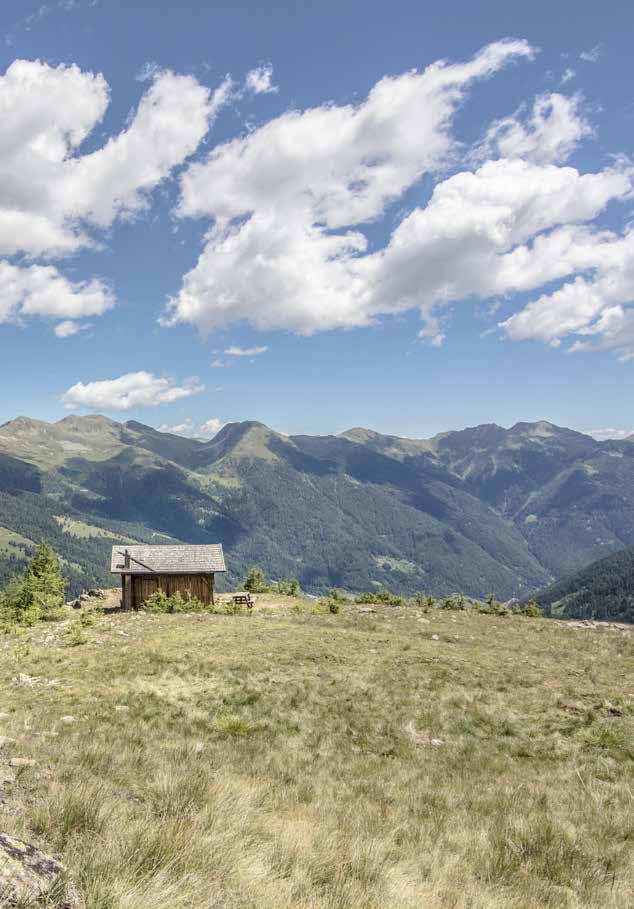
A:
0;414;633;618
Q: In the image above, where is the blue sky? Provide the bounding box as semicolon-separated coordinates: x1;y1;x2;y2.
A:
1;0;633;440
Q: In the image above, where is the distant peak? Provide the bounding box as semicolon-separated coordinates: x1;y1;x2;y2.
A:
339;427;381;440
0;416;48;433
58;414;120;428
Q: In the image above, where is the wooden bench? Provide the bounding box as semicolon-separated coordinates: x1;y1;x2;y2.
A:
232;591;256;609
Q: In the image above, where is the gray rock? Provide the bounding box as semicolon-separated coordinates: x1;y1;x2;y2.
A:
8;758;37;769
0;833;64;901
0;737;16;749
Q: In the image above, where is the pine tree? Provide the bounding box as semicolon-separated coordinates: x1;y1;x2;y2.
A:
0;542;65;624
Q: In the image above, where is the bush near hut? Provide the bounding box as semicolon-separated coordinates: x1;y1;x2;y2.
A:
243;566;269;594
144;590;207;614
243;566;301;597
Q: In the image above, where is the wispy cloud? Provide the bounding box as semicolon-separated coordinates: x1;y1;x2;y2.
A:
136;61;160;83
580;44;602;63
53;319;90;338
586;427;633;441
224;345;268;356
244;64;278;95
6;0;85;46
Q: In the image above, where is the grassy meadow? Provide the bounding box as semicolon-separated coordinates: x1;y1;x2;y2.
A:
0;593;632;908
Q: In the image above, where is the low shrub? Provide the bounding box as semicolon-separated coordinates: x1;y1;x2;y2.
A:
274;576;301;596
414;592;436;610
79;609;97;627
441;594;467;611
310;598;341;615
328;588;347;603
65;620;88;647
355;588;404;607
524;599;544;618
144;590;207;614
475;594;511;617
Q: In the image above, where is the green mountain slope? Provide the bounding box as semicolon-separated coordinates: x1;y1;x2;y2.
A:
0;414;633;614
531;545;634;622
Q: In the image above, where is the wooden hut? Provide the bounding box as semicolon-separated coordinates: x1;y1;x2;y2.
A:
110;544;226;610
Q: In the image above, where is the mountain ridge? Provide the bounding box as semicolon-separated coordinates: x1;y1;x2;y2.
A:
0;414;633;618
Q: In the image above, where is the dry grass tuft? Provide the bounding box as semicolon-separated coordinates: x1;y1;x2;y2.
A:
0;593;631;907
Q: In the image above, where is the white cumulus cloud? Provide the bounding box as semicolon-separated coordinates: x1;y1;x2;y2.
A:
62;371;204;411
0;59;231;333
158;416;225;438
160;38;634;359
198;417;225;436
0;60;224;257
164;40;535;335
0;261;113;333
474;92;592;165
499;226;634;355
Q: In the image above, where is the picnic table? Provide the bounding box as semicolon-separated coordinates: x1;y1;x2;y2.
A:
232;591;256;609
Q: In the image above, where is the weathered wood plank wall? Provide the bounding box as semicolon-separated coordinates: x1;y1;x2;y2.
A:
130;573;215;608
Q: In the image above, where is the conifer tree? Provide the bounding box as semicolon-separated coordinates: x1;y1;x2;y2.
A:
0;542;65;624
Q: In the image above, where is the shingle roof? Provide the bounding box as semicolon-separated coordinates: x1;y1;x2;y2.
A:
110;544;226;574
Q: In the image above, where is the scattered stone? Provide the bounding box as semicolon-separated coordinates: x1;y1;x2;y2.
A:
8;759;37;769
0;713;11;721
0;832;64;901
404;720;445;747
12;673;37;688
60;716;76;725
418;617;430;624
431;634;440;641
11;674;59;689
0;737;16;749
114;705;129;713
357;607;376;614
0;769;16;786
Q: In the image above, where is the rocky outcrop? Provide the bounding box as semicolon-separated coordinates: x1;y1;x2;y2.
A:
0;833;64;901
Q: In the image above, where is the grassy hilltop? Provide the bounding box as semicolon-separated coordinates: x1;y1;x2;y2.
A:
0;593;631;908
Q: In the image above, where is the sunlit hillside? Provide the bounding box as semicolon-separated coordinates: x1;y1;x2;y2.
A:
0;593;631;908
